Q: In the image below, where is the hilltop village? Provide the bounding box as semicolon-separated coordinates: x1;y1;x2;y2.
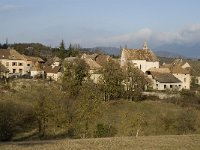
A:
1;41;200;141
0;41;199;92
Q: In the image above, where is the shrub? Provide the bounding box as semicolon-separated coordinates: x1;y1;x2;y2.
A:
0;101;18;141
174;109;197;134
94;124;117;138
160;109;197;135
0;100;35;141
67;128;76;138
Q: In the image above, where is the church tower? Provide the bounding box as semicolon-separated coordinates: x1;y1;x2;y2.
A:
143;41;148;50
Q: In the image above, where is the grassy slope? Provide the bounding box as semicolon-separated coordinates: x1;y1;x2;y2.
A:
1;134;200;150
11;99;200;140
101;100;200;136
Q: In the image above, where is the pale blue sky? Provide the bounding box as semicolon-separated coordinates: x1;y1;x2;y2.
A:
1;0;200;48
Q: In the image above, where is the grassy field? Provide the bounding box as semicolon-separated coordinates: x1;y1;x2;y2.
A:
1;134;200;150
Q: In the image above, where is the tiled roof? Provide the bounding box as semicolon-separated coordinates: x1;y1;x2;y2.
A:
0;49;25;60
161;64;190;74
161;61;190;74
95;54;111;66
43;66;61;73
44;57;62;67
170;65;190;74
172;59;188;67
81;53;99;60
84;58;102;70
151;72;182;83
148;68;170;73
122;48;159;62
24;55;44;62
186;60;200;76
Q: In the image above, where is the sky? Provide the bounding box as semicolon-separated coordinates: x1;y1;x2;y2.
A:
1;0;200;48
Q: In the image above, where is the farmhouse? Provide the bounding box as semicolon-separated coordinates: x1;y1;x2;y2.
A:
146;68;182;91
0;48;44;77
161;59;191;89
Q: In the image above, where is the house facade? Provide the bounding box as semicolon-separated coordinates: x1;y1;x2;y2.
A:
43;66;62;81
161;59;191;90
83;58;102;83
0;48;45;78
146;68;182;91
0;49;32;76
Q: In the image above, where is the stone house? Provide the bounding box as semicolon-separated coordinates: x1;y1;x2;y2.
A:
146;68;182;91
23;55;45;78
84;58;102;83
81;53;112;83
43;66;62;81
120;41;159;73
161;59;191;90
0;48;45;78
30;62;45;78
0;48;34;76
43;57;62;81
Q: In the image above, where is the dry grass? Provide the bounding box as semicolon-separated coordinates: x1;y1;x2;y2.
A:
1;134;200;150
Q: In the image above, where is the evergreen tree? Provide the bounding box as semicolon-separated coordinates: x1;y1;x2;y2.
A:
59;40;65;51
58;40;66;59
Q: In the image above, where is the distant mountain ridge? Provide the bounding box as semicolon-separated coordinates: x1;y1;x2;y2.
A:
154;43;200;59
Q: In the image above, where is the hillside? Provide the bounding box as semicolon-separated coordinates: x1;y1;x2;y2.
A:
1;79;200;142
1;134;200;150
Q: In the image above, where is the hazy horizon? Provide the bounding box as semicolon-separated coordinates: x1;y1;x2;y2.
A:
1;0;200;51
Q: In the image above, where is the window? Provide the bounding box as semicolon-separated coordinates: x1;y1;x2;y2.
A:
12;62;17;66
27;64;30;66
19;69;23;74
164;85;166;89
140;65;142;69
6;62;9;66
184;78;186;82
18;63;23;66
170;85;173;88
13;69;16;73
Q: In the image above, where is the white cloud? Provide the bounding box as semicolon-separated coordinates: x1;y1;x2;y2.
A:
93;24;200;48
0;4;21;12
